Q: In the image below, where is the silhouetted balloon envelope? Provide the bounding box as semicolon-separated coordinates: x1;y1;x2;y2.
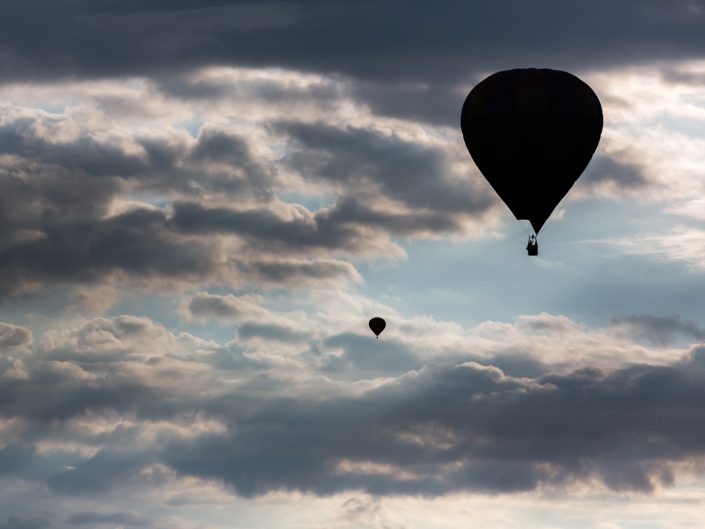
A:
369;317;386;338
461;68;603;234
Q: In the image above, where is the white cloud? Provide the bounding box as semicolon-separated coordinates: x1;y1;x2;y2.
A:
598;226;705;271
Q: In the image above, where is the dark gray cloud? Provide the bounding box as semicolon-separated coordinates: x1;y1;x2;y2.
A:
170;202;359;251
350;81;465;127
237;322;308;343
0;208;219;295
0;444;35;476
238;258;360;288
0;323;32;349
186;293;310;341
317;332;422;378
4;321;705;498
0;0;703;157
0;64;658;299
157;72;461;127
661;64;705;85
339;497;395;529
160;358;705;496
275;121;494;216
0;517;51;529
320;199;468;236
156;71;345;111
0;112;370;295
171;197;472;254
0;118;148;180
68;512;146;526
0;104;501;297
0;365;152;423
49;451;151;495
188;128;275;199
690;345;705;366
187;292;253;319
0;120;264;228
0;114;272;199
580;155;651;192
612;314;705;346
0;0;704;88
484;354;550;379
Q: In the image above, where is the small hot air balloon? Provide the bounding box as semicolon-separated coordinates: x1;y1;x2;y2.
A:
461;68;603;255
368;317;386;338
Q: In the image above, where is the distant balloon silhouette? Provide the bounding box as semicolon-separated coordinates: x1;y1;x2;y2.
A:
368;317;386;338
461;68;603;253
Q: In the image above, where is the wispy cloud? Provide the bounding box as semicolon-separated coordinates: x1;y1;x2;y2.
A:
598;226;705;271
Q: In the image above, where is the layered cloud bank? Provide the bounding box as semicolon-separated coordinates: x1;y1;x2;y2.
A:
1;311;705;510
0;0;704;84
1;61;704;300
0;68;503;298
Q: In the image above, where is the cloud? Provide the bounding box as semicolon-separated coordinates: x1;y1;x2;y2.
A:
0;107;377;296
0;106;274;200
0;322;33;380
156;67;346;115
40;315;217;363
0;89;500;298
184;291;264;319
0;323;32;350
237;322;309;343
0;517;50;529
237;258;362;289
666;199;705;221
0;1;704;88
318;332;422;378
170;202;364;252
337;496;406;529
160;358;705;496
350;81;464;128
275;121;493;217
3;58;703;301
599;227;705;271
611;314;705;346
516;313;583;335
2;313;705;500
579;155;651;194
0;110;254;296
48;450;151;495
68;511;146;526
169;198;466;258
183;292;311;346
0;207;224;296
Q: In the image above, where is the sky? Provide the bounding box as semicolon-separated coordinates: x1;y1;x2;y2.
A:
1;1;705;528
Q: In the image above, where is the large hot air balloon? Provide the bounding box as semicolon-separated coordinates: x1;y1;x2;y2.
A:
461;68;603;255
368;317;386;338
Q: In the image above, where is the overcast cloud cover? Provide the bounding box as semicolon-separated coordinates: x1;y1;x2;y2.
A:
1;1;705;528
